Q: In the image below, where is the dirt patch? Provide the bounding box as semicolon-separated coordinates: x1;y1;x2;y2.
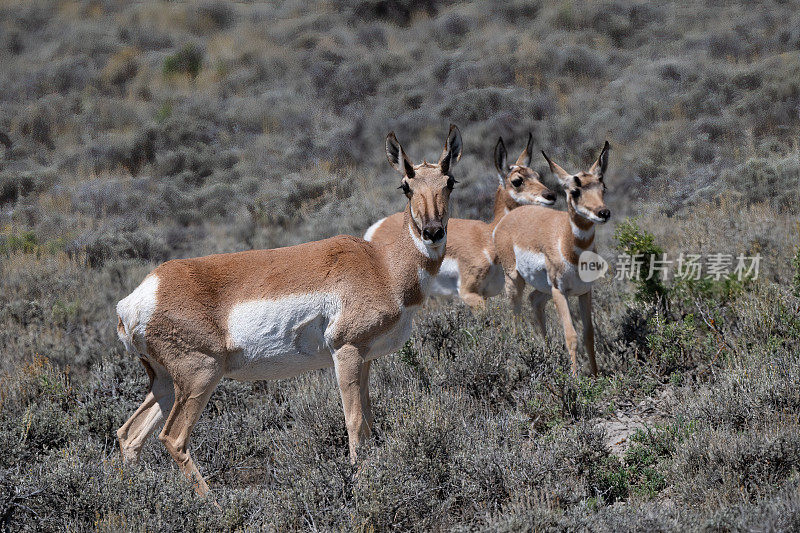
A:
596;386;676;457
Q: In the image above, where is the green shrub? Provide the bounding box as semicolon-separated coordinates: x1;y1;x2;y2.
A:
163;44;203;78
623;422;696;499
646;310;698;375
672;273;753;308
0;231;66;256
0;231;38;254
614;218;668;304
155;101;172;123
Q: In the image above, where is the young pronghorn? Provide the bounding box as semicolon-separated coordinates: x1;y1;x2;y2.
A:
115;126;463;495
493;142;610;376
364;134;556;308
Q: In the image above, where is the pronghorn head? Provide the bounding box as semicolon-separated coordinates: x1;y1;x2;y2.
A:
386;125;462;252
542;141;611;224
494;133;556;206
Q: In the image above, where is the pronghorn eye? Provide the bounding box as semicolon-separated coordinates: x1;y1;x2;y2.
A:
570;189;581;199
398;181;411;196
510;178;523;187
446;176;457;190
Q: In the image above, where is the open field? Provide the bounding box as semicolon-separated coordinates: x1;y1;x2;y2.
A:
1;1;800;530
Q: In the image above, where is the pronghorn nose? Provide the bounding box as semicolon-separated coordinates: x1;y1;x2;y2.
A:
543;191;556;203
422;225;445;243
597;208;611;220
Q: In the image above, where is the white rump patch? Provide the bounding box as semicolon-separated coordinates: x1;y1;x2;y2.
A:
226;293;342;381
430;257;460;296
116;275;160;356
363;217;386;241
513;245;551;293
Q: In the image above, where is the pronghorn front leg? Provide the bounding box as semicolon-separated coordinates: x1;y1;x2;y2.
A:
551;287;579;377
333;344;370;463
578;291;598;376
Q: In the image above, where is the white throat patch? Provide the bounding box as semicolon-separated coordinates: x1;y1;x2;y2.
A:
570;219;595;240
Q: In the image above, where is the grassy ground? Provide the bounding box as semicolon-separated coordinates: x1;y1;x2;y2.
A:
1;1;800;531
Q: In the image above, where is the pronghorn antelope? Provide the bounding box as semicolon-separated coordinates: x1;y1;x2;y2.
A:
493;142;610;376
364;133;555;308
115;126;463;495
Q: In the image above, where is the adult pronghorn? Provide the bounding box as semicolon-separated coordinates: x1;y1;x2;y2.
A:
493;142;610;376
115;126;463;495
364;134;555;308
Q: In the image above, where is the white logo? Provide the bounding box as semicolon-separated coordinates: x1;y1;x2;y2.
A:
579;251;608;282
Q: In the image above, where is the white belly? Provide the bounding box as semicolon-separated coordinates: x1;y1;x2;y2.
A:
430;257;460;296
225;293;342;381
514;245;552;293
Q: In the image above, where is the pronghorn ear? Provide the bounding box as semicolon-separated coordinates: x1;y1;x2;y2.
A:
541;150;572;187
514;132;533;168
438;124;463;175
494;137;508;182
386;132;415;179
590;140;610;178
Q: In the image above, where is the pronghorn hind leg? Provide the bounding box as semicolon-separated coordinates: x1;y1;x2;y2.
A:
158;356;222;496
333;344;370;463
117;358;174;463
117;391;157;461
359;359;373;433
551;287;579;377
578;291;598;376
529;290;550;338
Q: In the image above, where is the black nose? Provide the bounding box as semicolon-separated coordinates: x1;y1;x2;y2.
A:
543;191;556;202
422;225;445;243
597;209;611;220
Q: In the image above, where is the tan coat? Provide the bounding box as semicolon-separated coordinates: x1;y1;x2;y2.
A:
493;142;611;376
115;126;463;495
365;135;555;308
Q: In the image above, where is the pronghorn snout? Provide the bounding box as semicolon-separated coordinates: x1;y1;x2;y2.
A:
596;208;611;223
541;190;557;204
422;222;445;243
